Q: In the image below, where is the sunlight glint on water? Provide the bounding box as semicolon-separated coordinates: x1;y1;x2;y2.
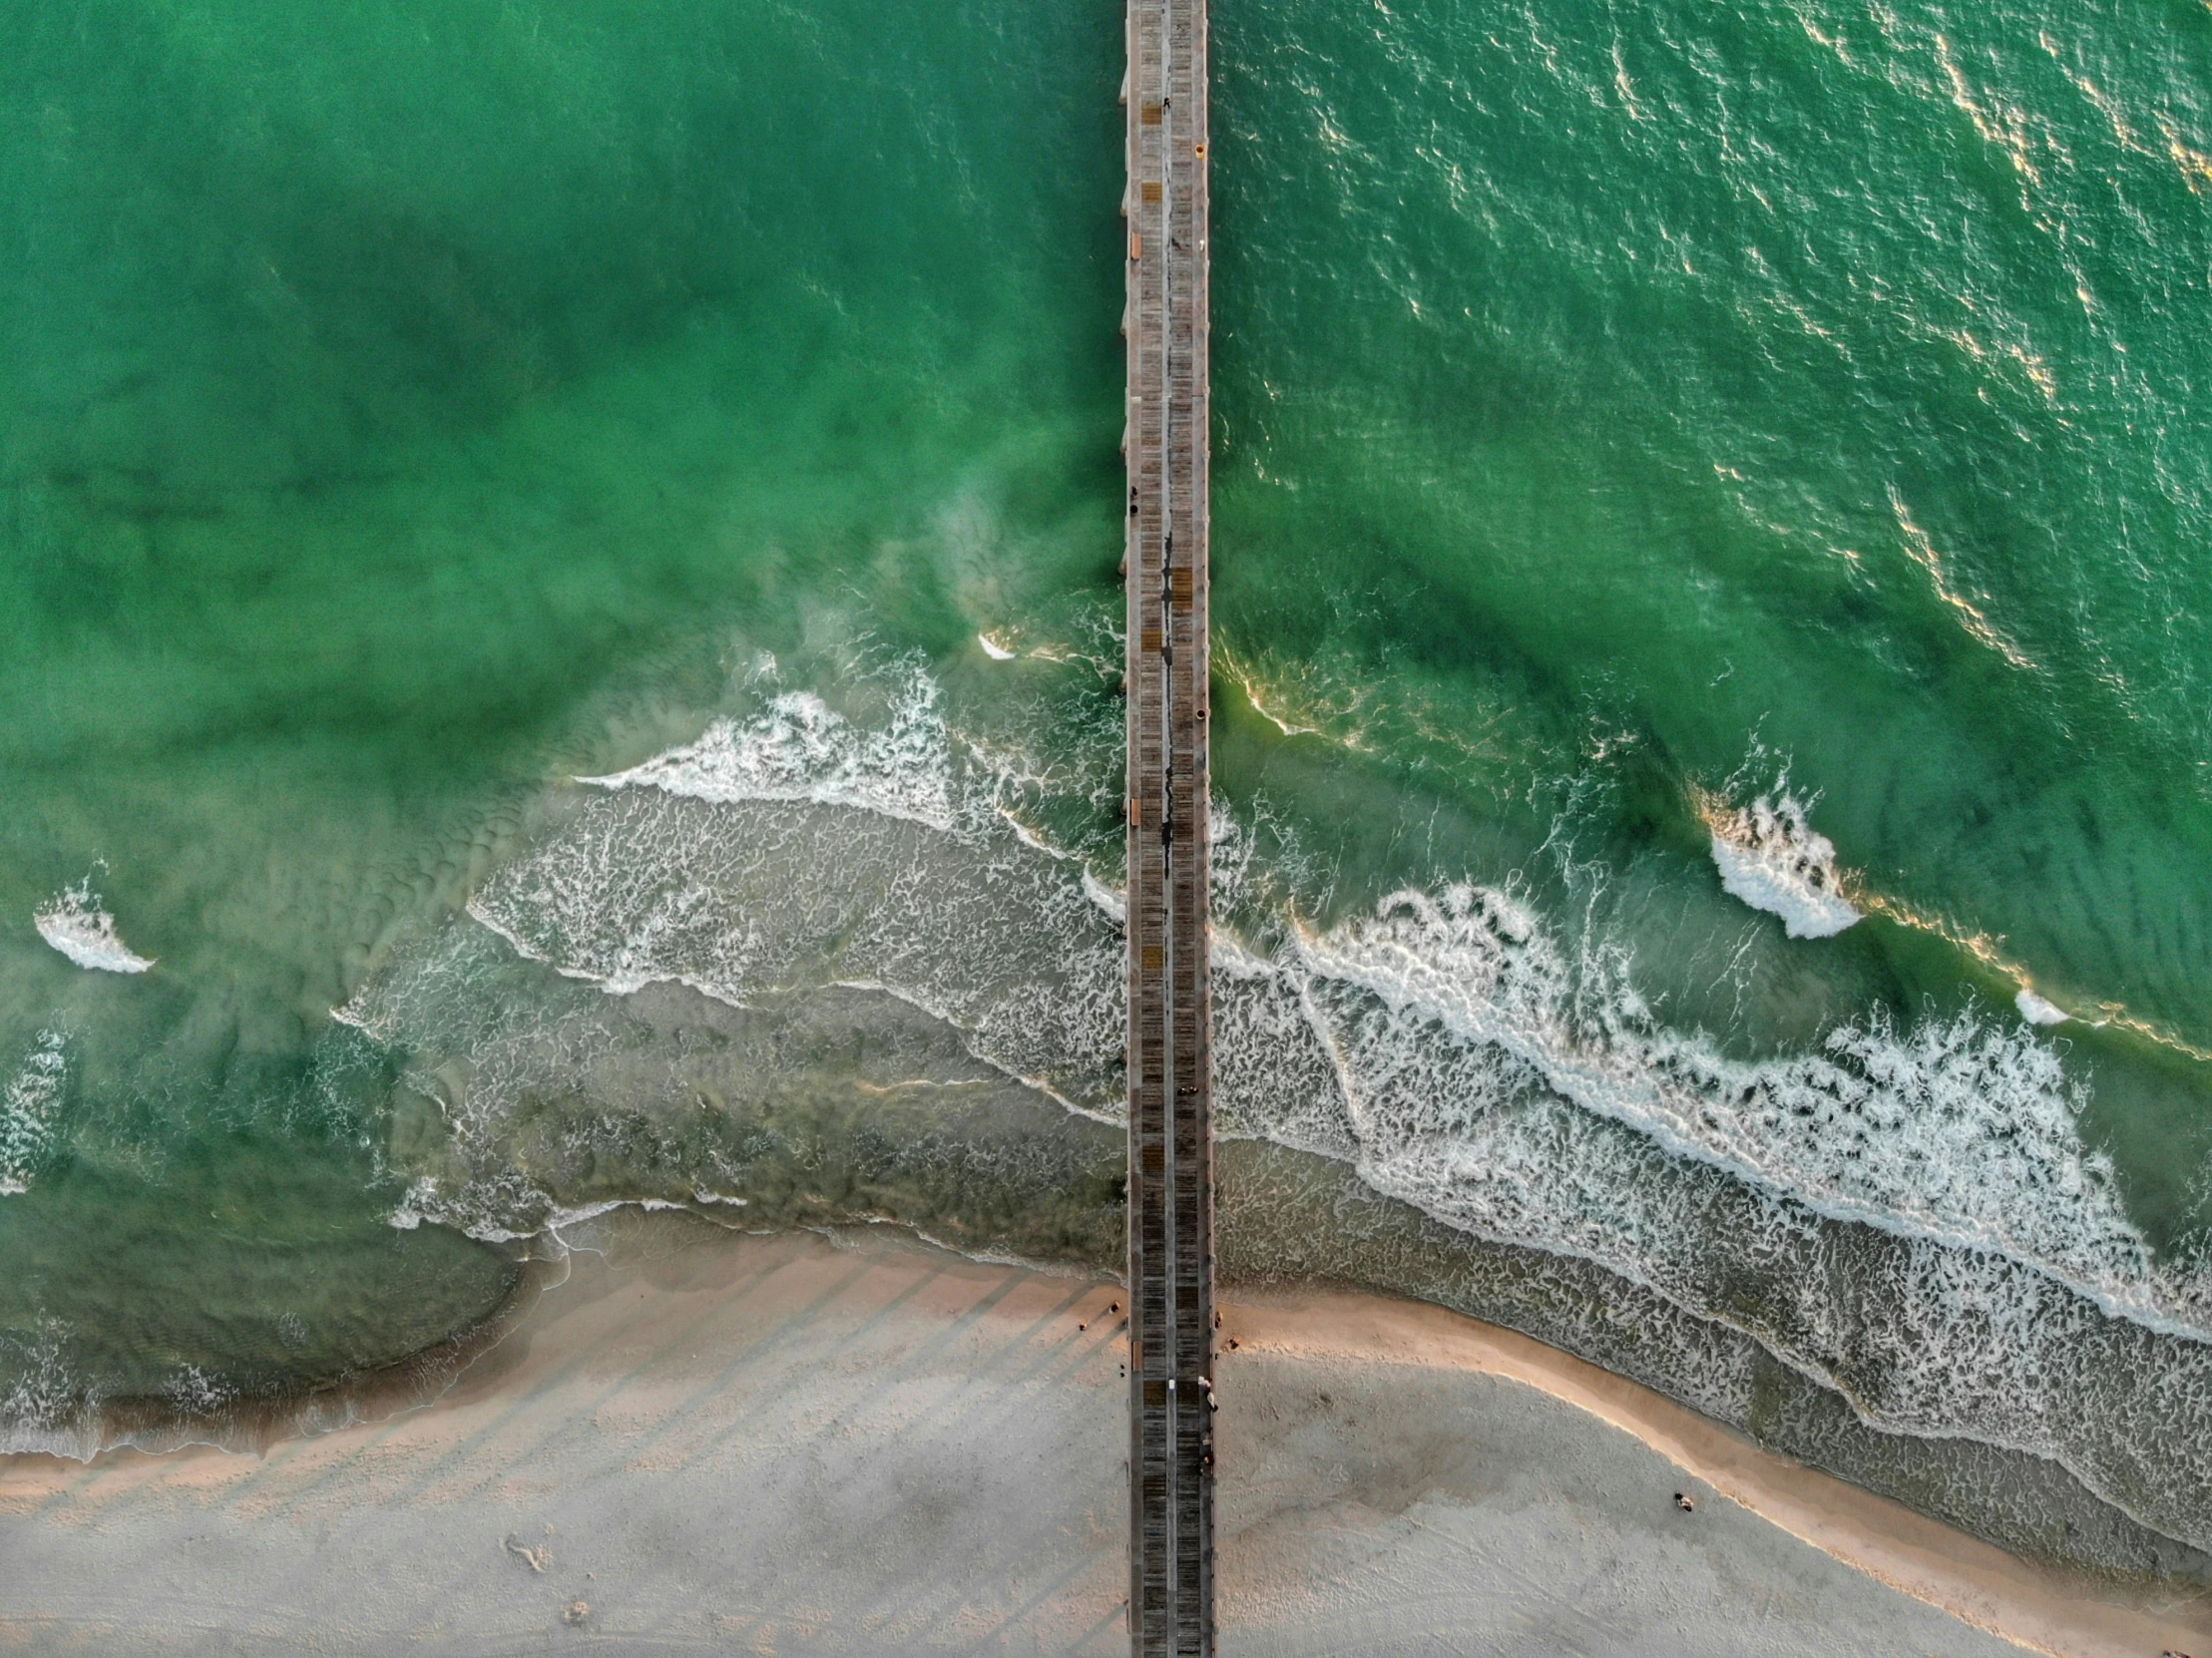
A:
3;0;2212;1574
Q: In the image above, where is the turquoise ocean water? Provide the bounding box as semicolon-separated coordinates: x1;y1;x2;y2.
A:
7;0;2212;1573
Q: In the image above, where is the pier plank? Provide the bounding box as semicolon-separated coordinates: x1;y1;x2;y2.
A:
1124;0;1212;1653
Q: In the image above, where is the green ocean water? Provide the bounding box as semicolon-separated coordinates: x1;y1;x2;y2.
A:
0;0;1124;1416
6;0;2212;1568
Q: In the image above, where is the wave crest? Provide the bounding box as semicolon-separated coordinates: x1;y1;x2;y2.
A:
341;661;2212;1550
0;1029;67;1197
1700;789;1861;939
34;880;155;975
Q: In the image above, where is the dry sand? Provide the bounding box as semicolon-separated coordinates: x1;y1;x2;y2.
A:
0;1212;2205;1656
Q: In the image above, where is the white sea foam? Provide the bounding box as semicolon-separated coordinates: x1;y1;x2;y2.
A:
475;673;2189;1318
343;661;2212;1550
581;672;961;832
1295;885;2169;1325
33;880;155;974
1704;792;1861;938
458;784;1125;1115
1082;868;1127;925
0;1030;67;1196
2016;988;2070;1026
163;1365;234;1416
0;1321;90;1455
386;1176;437;1229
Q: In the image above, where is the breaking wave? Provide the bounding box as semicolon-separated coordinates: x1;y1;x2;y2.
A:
340;661;2212;1550
0;1029;67;1196
580;676;962;834
1700;788;1861;940
33;879;155;975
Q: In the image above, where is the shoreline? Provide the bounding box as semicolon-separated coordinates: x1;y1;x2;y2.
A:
0;1211;2202;1655
1226;1284;2212;1658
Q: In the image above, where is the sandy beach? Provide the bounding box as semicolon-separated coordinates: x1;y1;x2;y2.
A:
0;1211;2204;1657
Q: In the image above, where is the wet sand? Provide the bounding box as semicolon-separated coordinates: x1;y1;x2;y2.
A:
0;1213;2204;1656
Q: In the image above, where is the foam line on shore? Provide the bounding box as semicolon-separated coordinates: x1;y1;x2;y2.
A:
1228;1284;2212;1658
329;660;2212;1555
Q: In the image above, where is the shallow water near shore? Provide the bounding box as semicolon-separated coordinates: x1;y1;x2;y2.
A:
8;1215;2123;1658
7;0;2212;1591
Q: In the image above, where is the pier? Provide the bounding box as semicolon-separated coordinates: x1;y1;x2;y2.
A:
1122;0;1213;1652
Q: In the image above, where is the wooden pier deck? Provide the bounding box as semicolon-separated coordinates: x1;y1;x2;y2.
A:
1122;0;1212;1651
